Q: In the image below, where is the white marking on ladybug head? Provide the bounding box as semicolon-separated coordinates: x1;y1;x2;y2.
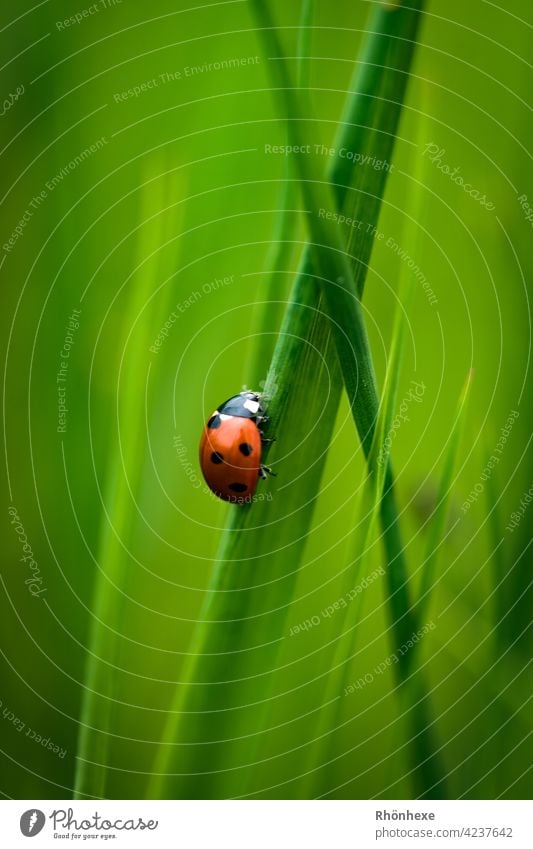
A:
243;399;260;414
219;413;232;421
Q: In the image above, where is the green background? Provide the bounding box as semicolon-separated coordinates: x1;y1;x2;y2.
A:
1;0;532;799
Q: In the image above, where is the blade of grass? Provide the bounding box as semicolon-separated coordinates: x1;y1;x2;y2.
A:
149;281;343;798
309;79;448;797
251;0;428;667
300;167;419;794
150;0;427;799
485;452;509;644
250;0;451;800
387;369;472;797
250;2;379;438
416;370;474;628
249;0;315;385
313;222;414;682
239;0;431;796
395;366;473;794
74;166;182;799
484;453;509;797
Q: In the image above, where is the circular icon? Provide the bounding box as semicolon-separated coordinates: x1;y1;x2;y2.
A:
20;810;45;837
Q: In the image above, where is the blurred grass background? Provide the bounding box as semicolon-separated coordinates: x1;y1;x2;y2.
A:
1;0;532;799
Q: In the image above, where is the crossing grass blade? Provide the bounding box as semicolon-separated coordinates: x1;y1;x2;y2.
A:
301;197;417;791
299;116;430;793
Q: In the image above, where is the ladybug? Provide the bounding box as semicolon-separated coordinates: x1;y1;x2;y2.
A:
199;391;274;503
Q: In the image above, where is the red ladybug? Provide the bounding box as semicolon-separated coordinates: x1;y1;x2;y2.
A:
199;391;274;503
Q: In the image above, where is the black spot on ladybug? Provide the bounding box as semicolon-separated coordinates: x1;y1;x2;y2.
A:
207;414;221;429
239;442;253;456
210;452;224;464
229;482;248;493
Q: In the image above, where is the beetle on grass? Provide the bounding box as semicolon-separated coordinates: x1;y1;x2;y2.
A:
199;391;275;503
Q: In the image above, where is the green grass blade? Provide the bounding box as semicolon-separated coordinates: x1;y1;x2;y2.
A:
251;0;450;800
300;139;420;793
149;280;343;798
248;0;315;385
416;370;474;627
251;0;380;437
74;166;182;798
251;0;428;666
150;0;426;800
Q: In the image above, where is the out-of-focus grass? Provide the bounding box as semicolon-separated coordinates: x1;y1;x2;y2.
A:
74;165;184;798
417;370;473;627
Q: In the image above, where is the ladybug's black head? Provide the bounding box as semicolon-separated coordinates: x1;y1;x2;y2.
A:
218;391;263;420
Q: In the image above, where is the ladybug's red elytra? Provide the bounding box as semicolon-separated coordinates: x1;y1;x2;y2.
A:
199;391;274;503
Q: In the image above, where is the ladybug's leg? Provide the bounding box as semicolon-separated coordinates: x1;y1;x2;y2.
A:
259;430;276;445
259;464;276;480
